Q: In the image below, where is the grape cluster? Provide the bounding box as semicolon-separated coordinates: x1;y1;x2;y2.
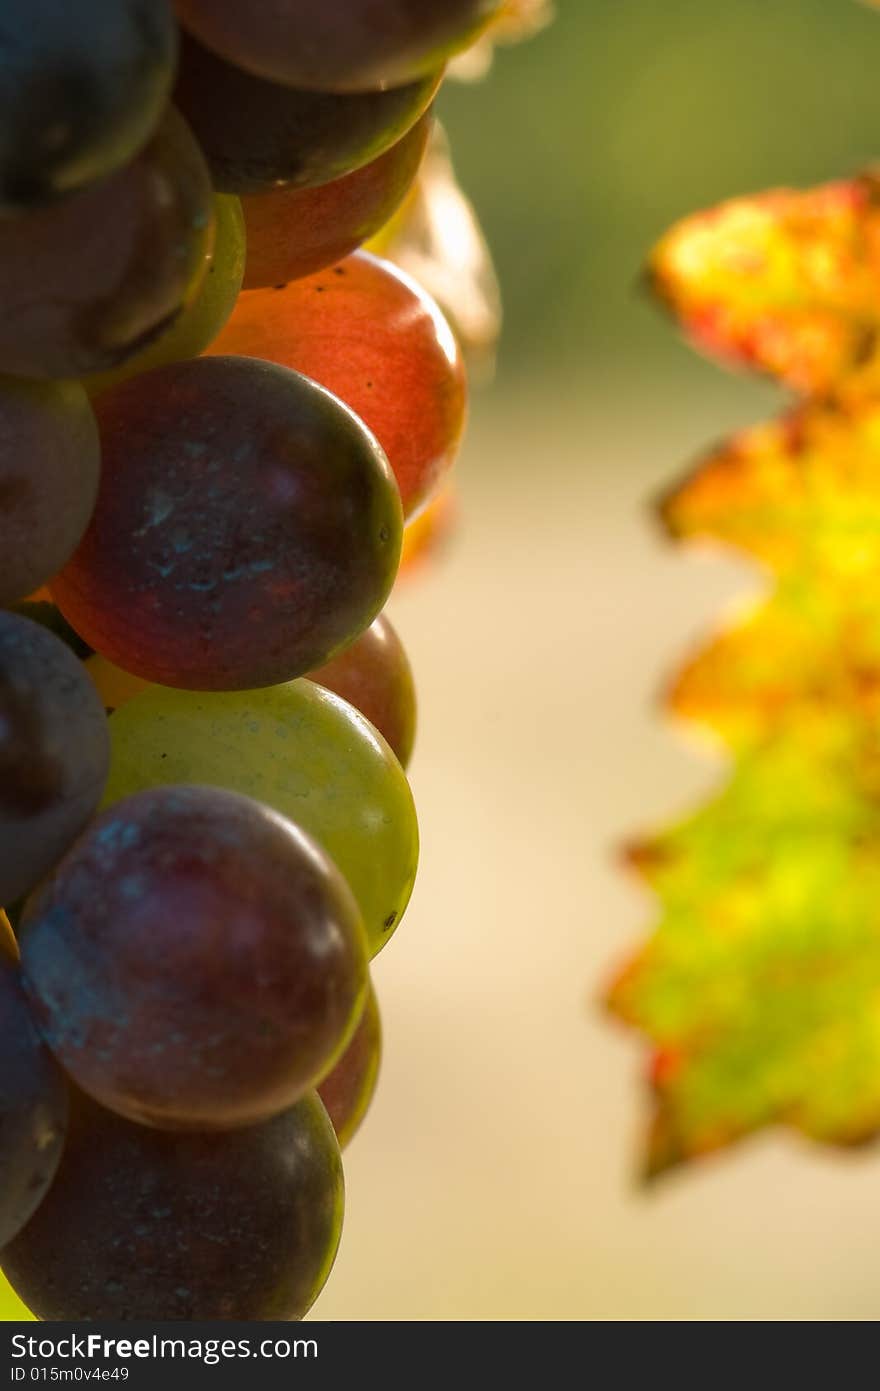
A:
0;0;502;1322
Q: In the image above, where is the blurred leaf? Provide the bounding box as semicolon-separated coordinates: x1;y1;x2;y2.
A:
661;401;880;574
649;173;880;399
612;722;880;1175
670;582;880;747
618;140;880;1175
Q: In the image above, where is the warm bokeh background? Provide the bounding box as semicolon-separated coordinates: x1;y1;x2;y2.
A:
316;0;880;1320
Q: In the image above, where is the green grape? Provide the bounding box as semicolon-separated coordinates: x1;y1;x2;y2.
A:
103;679;418;957
0;1270;33;1321
82;195;246;395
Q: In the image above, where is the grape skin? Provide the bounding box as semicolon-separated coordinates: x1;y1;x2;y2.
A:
0;0;176;209
1;1089;344;1321
0;108;215;381
0;933;69;1250
51;356;403;691
0;378;100;606
173;0;502;93
318;982;382;1149
19;784;369;1131
211;251;467;519
102;678;419;958
82;195;246;396
174;31;440;194
307;613;417;769
242;113;430;289
0;612;109;907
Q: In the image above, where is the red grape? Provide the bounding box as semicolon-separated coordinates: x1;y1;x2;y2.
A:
174;31;439;195
307;613;416;768
242;112;431;289
20;785;369;1130
0;108;214;380
1;1089;343;1320
0;378;100;605
51;356;403;691
211;251;467;519
0;612;109;906
173;0;502;92
318;982;381;1149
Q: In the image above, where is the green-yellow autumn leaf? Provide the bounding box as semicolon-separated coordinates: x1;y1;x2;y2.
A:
611;721;880;1175
662;401;880;575
669;580;880;746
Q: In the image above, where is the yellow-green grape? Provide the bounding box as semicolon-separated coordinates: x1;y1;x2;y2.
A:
103;680;418;957
81;194;246;396
84;653;151;711
0;1269;33;1321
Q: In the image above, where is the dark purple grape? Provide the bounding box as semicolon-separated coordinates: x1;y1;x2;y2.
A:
173;31;440;194
19;785;369;1130
0;377;101;605
0;107;214;380
1;1089;343;1320
0;0;177;210
318;982;381;1149
0;612;109;907
0;930;69;1249
173;0;500;91
51;356;403;691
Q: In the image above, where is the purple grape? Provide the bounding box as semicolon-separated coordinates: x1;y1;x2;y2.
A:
19;784;369;1130
1;1089;343;1320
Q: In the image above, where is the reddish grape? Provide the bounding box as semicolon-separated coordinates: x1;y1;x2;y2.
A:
1;1089;343;1320
174;32;439;194
20;785;368;1130
308;614;416;768
211;251;467;518
0;108;214;380
0;612;109;907
242;113;430;289
0;932;69;1248
173;0;501;92
318;982;381;1149
0;378;100;605
51;356;403;691
0;0;176;209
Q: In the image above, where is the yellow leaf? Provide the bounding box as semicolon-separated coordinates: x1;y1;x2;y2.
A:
649;174;880;400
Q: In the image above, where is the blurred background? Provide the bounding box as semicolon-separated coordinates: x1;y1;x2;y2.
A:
316;0;880;1320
